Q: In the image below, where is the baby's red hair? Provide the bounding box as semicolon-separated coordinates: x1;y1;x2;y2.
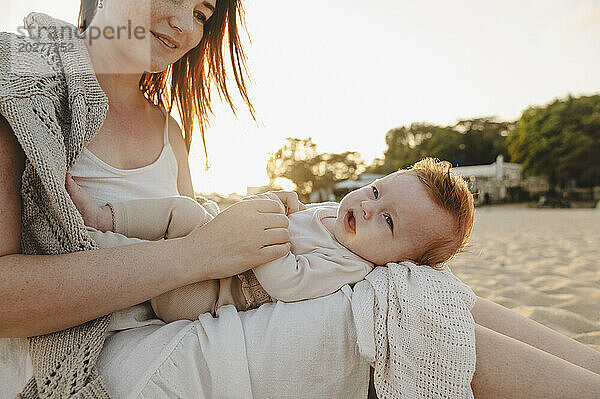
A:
400;158;474;269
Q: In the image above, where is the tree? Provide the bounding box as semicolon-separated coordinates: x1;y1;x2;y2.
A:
507;95;600;188
267;138;365;202
266;137;318;197
378;123;461;171
453;118;514;166
369;117;513;174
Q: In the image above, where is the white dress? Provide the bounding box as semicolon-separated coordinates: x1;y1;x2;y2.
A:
97;289;369;398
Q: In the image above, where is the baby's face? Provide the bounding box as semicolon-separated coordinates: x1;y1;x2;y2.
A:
332;172;454;265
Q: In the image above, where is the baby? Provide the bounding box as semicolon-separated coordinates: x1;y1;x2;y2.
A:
68;157;474;322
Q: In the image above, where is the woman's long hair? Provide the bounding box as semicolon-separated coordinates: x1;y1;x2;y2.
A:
78;0;255;165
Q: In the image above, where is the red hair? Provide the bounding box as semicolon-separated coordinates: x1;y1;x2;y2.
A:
401;158;474;269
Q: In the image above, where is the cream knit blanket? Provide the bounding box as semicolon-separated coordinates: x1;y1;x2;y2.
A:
352;262;477;399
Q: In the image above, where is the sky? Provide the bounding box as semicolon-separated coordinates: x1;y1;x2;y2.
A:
3;0;600;194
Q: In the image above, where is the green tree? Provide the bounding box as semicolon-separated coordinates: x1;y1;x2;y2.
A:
267;138;365;202
507;95;600;187
369;117;513;174
453;118;514;165
379;123;461;171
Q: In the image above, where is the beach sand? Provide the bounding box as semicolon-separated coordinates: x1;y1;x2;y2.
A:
448;204;600;351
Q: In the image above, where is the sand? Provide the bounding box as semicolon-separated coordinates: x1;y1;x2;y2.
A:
448;204;600;351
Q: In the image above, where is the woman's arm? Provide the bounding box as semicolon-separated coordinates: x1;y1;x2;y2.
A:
0;233;192;338
0;114;23;258
0;116;291;338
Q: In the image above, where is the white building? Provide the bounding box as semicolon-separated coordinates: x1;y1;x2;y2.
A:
451;155;521;203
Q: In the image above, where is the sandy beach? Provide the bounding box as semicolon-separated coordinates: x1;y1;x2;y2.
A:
448;204;600;351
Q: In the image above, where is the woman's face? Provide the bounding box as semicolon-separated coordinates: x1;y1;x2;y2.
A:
94;0;217;73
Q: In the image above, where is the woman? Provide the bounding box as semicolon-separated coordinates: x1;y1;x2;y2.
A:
0;0;297;396
0;1;598;398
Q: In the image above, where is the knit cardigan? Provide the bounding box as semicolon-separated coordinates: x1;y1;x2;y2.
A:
0;13;113;398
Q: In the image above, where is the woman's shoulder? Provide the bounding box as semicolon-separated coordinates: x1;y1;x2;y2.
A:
163;109;196;197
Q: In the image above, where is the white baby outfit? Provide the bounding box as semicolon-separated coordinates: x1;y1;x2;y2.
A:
253;204;374;302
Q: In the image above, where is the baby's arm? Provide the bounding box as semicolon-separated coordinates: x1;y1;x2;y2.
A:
108;195;213;241
252;252;371;302
108;196;221;321
82;196;212;249
66;177;221;321
66;173;213;240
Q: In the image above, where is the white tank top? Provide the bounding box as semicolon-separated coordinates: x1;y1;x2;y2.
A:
68;106;180;206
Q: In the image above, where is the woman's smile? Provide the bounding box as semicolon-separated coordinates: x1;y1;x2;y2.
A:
151;30;179;51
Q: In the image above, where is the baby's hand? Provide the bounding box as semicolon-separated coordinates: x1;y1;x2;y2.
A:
65;173;113;232
243;191;306;215
268;191;307;214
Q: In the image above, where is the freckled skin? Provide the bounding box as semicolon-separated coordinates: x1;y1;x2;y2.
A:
331;172;454;265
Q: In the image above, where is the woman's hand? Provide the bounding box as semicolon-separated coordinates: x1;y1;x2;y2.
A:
65;173;113;232
243;190;306;215
183;198;291;280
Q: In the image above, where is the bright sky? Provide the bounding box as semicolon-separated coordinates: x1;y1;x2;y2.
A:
4;0;600;194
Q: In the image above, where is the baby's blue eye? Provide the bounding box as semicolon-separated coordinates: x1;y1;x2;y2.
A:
195;11;207;24
385;215;394;230
372;186;378;199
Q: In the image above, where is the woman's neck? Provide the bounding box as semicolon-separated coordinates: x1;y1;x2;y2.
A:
95;73;149;112
84;37;148;113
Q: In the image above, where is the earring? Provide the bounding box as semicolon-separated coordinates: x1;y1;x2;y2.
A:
98;0;104;9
